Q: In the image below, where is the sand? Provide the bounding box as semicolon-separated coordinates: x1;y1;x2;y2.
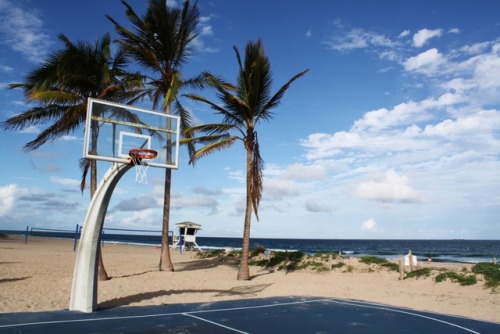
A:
0;235;498;323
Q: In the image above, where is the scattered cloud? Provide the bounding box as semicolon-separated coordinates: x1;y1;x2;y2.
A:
412;28;443;47
50;176;79;187
323;20;397;52
0;0;53;62
0;65;13;72
305;199;334;213
193;15;218;53
348;169;424;204
399;30;411;38
361;218;377;232
404;48;447;75
114;196;158;212
0;184;21;216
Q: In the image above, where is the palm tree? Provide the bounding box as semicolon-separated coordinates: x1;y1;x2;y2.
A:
183;39;309;280
3;33;145;280
107;0;202;271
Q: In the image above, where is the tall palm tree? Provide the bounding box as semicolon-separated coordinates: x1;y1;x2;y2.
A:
107;0;202;271
183;39;309;280
3;33;145;280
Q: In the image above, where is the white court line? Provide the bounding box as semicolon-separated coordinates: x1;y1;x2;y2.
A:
325;299;482;334
0;298;490;333
183;313;249;334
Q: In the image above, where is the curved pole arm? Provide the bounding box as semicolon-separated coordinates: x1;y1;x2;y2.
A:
69;162;133;313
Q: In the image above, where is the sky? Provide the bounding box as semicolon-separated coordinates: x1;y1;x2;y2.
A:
0;0;499;240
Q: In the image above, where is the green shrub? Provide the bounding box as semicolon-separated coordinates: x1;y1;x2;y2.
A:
313;252;341;260
405;268;431;279
332;262;345;269
252;251;305;272
359;256;387;265
195;249;225;259
250;245;266;257
249;259;268;267
381;262;400;272
228;250;241;257
472;262;500;289
297;260;329;272
359;256;399;272
0;233;9;239
435;271;477;286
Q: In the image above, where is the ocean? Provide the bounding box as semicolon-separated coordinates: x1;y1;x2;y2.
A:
3;229;499;264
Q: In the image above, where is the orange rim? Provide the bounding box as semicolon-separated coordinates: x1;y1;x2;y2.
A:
129;148;158;160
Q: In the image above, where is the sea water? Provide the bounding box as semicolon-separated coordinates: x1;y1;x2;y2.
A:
6;229;499;264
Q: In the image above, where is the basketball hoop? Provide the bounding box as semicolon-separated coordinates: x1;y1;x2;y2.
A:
129;148;158;184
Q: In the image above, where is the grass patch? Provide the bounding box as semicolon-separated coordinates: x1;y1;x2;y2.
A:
250;245;266;257
472;262;500;289
249;251;311;272
405;267;431;279
359;256;399;272
297;260;329;272
195;249;225;259
312;252;342;260
435;272;477;286
0;233;9;239
332;262;345;269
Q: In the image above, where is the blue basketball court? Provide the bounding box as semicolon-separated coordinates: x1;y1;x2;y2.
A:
0;297;498;333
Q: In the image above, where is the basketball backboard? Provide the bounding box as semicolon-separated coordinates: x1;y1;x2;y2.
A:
83;98;180;169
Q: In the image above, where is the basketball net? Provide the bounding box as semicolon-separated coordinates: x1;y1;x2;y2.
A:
129;149;157;184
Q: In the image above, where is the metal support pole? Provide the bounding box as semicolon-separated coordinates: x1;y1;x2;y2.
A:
69;163;132;313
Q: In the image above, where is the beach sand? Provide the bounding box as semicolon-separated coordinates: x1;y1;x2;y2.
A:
0;235;498;323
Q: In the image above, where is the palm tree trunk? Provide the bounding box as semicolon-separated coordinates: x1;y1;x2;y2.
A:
237;146;253;280
159;167;174;271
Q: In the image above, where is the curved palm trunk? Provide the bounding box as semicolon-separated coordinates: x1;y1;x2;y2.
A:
159;104;174;271
237;145;254;280
159;167;174;271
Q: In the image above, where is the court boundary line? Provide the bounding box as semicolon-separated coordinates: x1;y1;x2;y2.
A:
183;313;249;334
0;297;492;333
326;299;481;334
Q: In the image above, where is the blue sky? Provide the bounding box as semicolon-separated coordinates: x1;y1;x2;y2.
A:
0;0;499;239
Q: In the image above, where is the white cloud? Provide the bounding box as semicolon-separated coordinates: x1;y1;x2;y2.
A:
361;218;377;232
263;179;301;201
323;20;397;52
0;184;18;216
404;48;446;75
305;29;312;38
460;42;490;55
18;125;40;134
348;169;423;204
0;0;53;62
0;65;13;72
399;30;410;38
424;110;500;137
412;28;443;47
305;199;334;213
50;176;80;187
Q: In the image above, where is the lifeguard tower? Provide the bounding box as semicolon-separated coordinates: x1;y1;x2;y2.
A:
171;221;202;252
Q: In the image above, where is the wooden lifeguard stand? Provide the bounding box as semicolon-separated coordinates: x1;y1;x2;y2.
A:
171;221;202;252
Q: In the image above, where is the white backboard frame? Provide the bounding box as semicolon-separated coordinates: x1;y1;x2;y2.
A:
83;98;180;169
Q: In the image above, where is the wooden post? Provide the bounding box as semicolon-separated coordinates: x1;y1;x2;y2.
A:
399;257;404;280
494;257;497;265
328;254;332;271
